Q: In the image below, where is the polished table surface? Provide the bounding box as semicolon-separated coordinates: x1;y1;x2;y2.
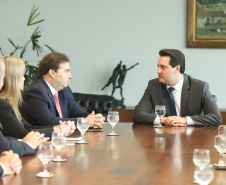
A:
1;123;225;185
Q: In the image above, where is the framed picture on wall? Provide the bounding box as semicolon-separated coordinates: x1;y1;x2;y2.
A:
187;0;226;48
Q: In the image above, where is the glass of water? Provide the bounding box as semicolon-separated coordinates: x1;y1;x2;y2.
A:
107;111;119;136
52;131;67;162
154;105;166;128
194;164;214;185
214;135;225;166
193;149;210;170
36;143;54;178
218;125;226;153
76;117;89;144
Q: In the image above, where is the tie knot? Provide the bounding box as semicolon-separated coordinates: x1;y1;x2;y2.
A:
54;93;58;98
168;87;175;93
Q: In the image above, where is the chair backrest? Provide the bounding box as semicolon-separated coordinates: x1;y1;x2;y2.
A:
73;93;117;117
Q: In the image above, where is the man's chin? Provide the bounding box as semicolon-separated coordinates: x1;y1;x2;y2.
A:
158;78;164;83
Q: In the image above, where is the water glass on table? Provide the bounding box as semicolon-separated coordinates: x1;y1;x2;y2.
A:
214;135;226;167
76;117;89;144
36;143;54;178
194;164;214;185
107;111;119;136
52;131;67;162
193;149;210;184
218;125;226;153
154;105;166;128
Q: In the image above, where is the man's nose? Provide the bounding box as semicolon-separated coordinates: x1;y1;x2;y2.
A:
157;67;161;74
69;72;72;79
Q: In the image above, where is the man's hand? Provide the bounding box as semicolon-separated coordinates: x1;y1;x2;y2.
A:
161;116;187;127
54;120;76;136
22;131;49;149
0;150;22;175
87;111;105;128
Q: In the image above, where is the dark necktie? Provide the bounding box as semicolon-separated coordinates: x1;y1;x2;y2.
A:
168;87;177;116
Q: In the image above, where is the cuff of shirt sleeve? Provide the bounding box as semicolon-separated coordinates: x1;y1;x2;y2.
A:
186;116;195;125
0;163;6;176
17;139;34;149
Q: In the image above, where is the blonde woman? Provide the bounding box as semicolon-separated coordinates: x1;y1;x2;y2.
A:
0;56;75;139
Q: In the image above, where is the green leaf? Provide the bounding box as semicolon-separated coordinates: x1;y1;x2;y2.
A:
27;5;44;26
31;27;44;56
0;48;6;56
8;38;16;48
45;44;55;52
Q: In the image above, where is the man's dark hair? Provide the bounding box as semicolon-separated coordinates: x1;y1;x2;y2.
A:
159;49;185;74
38;52;70;76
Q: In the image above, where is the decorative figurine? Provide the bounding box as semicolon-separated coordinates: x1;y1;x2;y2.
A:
101;61;139;104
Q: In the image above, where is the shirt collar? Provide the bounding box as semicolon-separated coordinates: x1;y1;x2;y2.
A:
167;75;184;92
43;78;57;95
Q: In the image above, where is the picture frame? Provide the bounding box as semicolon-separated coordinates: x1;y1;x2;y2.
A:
187;0;226;48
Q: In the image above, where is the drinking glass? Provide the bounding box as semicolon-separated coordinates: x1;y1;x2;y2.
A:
218;125;226;153
36;143;54;178
52;132;67;161
193;149;210;170
76;117;89;144
194;164;214;185
154;105;166;128
107;111;119;136
214;135;225;166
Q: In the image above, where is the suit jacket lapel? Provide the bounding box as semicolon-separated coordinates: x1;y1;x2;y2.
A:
181;74;190;117
160;83;171;117
39;77;57;110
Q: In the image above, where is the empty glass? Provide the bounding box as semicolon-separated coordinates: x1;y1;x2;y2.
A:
107;111;119;136
76;117;89;144
52;132;67;161
154;105;166;128
194;164;214;185
36;143;54;178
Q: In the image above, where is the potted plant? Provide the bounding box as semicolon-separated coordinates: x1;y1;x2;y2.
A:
0;5;54;88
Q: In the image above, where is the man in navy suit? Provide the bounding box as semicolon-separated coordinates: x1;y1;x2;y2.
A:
21;52;105;127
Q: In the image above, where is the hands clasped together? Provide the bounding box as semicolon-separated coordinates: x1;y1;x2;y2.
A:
54;121;76;136
0;150;22;175
161;116;187;127
87;111;105;128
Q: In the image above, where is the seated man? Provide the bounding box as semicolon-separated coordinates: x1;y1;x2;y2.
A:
0;57;48;156
21;52;105;127
132;49;222;126
0;150;22;176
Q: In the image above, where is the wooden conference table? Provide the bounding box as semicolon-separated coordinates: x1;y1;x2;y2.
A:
1;123;225;185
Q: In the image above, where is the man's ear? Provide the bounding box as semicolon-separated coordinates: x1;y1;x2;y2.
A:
175;65;181;73
48;69;56;78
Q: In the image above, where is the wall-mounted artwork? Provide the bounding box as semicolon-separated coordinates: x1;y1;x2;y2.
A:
187;0;226;48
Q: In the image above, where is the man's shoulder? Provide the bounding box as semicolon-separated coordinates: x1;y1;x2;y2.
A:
147;78;161;87
22;77;47;97
185;74;207;87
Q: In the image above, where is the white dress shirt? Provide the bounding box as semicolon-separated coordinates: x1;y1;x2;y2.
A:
43;78;57;96
154;75;195;125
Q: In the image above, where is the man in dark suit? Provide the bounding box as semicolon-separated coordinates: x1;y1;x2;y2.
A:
0;57;49;157
21;52;105;127
132;49;222;126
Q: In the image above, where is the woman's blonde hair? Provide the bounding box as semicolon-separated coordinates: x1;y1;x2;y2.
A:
0;56;25;123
